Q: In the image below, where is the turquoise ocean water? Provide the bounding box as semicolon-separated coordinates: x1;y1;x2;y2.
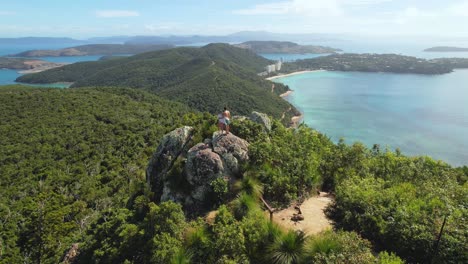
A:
274;70;468;166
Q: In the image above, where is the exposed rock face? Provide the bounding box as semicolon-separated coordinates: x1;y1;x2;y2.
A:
146;127;250;214
250;111;272;132
146;126;194;200
186;143;224;186
212;132;249;161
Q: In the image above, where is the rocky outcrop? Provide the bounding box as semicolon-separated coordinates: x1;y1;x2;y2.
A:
146;127;250;214
146;126;194;201
250;111;272;132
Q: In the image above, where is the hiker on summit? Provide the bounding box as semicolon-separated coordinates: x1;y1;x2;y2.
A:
222;107;231;134
217;113;224;133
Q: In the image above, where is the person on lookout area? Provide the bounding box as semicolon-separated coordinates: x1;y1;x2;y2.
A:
217;112;224;133
222;106;231;134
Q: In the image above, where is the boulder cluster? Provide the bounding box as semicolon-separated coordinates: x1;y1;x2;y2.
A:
146;128;249;213
146;112;271;214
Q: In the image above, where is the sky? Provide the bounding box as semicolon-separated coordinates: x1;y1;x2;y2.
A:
0;0;467;39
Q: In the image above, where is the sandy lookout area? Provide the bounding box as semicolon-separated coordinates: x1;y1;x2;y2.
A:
272;192;333;235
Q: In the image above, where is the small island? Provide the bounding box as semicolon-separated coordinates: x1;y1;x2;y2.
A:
234;41;341;54
280;53;468;75
0;57;66;73
424;46;468;52
9;43;173;57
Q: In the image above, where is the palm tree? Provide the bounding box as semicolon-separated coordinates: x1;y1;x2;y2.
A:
267;230;307;264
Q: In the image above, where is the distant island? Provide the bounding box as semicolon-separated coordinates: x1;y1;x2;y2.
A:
424;46;468;52
0;57;65;73
9;44;173;57
281;53;468;75
234;41;341;54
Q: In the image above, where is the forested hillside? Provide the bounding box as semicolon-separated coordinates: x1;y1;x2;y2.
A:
0;85;465;263
17;44;295;119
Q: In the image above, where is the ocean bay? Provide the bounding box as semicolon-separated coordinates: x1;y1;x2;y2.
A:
274;70;468;166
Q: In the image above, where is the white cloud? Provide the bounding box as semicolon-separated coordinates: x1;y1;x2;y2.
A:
95;10;140;18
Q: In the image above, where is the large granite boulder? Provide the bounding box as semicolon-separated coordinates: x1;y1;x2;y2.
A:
146;126;194;199
186;143;224;187
249;111;272;132
147;127;250;214
212;131;249;162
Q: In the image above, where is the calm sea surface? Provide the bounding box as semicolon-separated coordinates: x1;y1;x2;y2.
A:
0;44;103;86
274;70;468;166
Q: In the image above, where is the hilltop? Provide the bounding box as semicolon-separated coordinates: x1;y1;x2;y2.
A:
17;44;298;119
424;46;468;52
234;41;341;54
9;44;173;57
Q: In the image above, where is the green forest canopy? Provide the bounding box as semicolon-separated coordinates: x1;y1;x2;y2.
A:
0;85;466;263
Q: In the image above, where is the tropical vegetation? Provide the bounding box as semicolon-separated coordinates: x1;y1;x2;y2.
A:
0;85;465;263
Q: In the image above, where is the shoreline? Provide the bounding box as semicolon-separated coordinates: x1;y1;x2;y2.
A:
279;90;293;97
266;70;325;81
277;89;304;127
291;113;303;127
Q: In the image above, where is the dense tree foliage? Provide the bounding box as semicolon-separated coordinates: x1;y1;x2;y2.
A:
233;118;466;263
17;44;295;119
321;141;467;263
0;85;464;263
0;85;193;263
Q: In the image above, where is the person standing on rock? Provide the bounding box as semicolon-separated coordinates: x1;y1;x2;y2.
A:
223;107;231;134
217;113;225;133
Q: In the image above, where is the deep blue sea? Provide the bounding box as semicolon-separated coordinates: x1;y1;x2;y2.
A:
274;70;468;166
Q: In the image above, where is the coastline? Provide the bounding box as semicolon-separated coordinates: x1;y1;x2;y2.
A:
268;70;314;127
277;89;304;127
266;70;325;81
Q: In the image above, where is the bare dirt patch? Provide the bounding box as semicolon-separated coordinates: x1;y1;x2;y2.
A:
272;192;333;235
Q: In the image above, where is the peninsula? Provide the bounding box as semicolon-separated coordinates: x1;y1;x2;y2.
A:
280;53;468;75
9;44;173;57
424;46;468;52
0;57;66;73
234;41;341;54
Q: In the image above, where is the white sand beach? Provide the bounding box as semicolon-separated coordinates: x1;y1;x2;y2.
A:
266;70;325;80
